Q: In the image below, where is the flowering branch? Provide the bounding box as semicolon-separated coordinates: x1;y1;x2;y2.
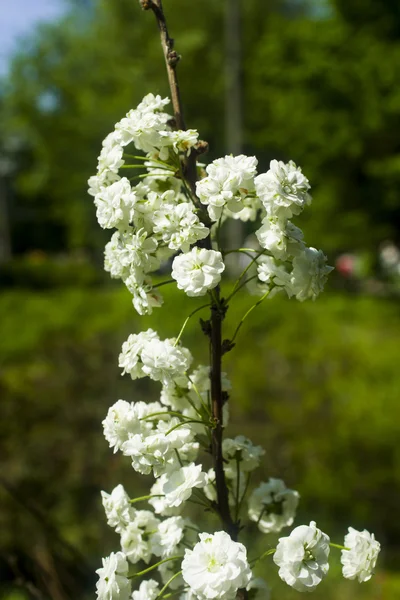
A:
88;3;381;600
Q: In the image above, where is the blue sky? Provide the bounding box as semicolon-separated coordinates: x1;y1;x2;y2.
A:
0;0;66;75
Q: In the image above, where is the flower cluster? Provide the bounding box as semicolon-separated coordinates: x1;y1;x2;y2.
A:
91;93;379;600
252;160;333;301
182;531;252;599
88;94;211;315
89;94;334;315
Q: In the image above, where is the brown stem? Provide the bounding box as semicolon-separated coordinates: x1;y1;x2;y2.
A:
209;287;238;540
144;0;198;196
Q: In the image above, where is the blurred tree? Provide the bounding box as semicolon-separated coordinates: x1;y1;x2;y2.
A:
246;12;400;253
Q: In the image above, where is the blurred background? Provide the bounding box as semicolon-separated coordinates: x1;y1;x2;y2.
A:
1;0;400;598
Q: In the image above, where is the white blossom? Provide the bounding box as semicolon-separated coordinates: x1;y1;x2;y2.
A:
88;171;120;197
162;129;199;155
97;141;124;174
274;521;330;592
150;516;186;558
148;475;181;516
255;160;311;220
248;478;299;533
123;273;163;316
257;256;291;291
115;95;171;157
256;217;304;260
341;528;380;583
96;552;131;600
101;484;135;532
160;380;190;412
182;531;252;599
172;247;225;297
122;415;197;477
289;247;334;301
225;195;262;222
140;338;193;385
162;463;207;508
122;432;171;477
222;436;265;474
118;329;159;379
102;399;166;453
120;510;160;564
104;229;159;284
153;202;209;252
94;178;136;230
196;155;257;221
203;469;217;503
102;400;136;453
137;93;170;114
131;579;160;600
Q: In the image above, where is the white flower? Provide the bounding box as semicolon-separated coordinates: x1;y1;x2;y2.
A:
341;528;380;583
88;171;120;197
101;484;135;532
255;160;311;220
182;531;252;600
274;521;330;592
120;510;160;564
122;414;196;478
132;579;160;600
103;399;166;454
203;469;217;503
118;329;159;379
256;217;304;260
140;338;193;385
290;247;334;301
225;195;262;222
137;93;170;113
222;436;265;473
120;523;152;564
104;229;159;281
102;400;136;452
122;431;171;476
163;463;207;508
172;248;225;297
148;475;181;516
257;256;291;290
150;516;186;558
97;141;124;174
162;129;199;155
123;273;163;316
96;552;131;600
160;380;190;412
116;111;171;158
196;155;258;221
94;178;136;229
248;478;299;533
153;202;209;252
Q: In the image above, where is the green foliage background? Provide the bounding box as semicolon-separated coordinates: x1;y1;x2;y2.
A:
1;285;400;598
1;0;400;598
